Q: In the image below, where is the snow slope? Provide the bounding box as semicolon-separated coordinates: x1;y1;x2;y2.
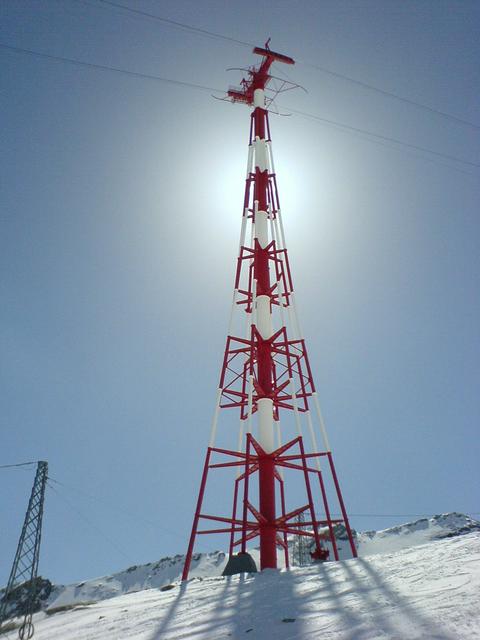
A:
26;531;480;639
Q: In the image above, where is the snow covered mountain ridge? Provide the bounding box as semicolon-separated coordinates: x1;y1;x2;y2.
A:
44;511;479;611
356;511;480;556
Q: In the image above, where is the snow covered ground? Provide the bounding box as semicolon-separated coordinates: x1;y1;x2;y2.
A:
18;529;480;639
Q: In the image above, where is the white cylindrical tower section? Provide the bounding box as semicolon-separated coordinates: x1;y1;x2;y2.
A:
255;210;269;248
257;398;275;452
254;137;268;172
253;88;265;108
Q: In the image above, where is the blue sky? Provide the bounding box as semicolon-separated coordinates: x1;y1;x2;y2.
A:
1;0;479;586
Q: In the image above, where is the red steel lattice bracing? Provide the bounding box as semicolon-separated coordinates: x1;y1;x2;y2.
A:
182;435;357;580
183;43;357;580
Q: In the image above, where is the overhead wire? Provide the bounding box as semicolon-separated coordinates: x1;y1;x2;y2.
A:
0;461;36;470
1;41;478;173
89;0;480;131
38;477;480;526
3;466;478;520
47;477;480;527
94;0;254;48
46;480;135;564
282;105;480;170
0;43;223;94
13;475;480;543
266;65;478;174
47;476;180;540
299;60;480;131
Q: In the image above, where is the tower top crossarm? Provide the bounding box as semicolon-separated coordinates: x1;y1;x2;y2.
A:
227;39;295;105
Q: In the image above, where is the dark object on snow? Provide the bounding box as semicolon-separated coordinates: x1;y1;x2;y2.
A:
160;584;176;592
222;552;258;576
282;618;296;623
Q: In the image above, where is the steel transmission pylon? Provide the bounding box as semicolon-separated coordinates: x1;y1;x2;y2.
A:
183;42;357;580
292;513;311;567
0;461;48;639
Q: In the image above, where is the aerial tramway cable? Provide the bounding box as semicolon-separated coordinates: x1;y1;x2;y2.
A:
0;42;477;174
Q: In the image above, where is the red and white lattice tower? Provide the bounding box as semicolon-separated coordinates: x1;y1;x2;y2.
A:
182;42;357;580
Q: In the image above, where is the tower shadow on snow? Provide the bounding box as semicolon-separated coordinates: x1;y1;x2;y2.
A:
150;557;459;639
